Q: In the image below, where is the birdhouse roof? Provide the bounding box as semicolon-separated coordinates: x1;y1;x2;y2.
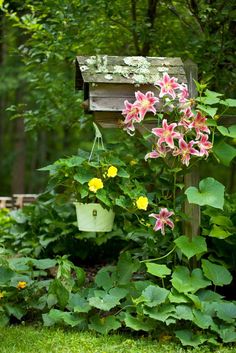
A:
75;55;187;90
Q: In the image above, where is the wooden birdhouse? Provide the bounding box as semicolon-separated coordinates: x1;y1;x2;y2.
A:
75;55;196;128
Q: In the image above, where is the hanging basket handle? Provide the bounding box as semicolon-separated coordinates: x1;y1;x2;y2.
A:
88;122;105;162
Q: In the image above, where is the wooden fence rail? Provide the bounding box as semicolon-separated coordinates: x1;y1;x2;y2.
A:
0;194;38;210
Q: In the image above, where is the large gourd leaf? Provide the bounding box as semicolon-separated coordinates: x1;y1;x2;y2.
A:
185;177;225;209
201;259;232;286
89;314;121;334
171;266;211;293
146;263;171;278
174;235;207;259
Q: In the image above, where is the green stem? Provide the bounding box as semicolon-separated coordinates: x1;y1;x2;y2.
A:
114;305;135;316
140;246;176;263
161;278;165;288
173;172;177;211
211;126;216;146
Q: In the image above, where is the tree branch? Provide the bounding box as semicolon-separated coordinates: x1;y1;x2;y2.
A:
141;0;159;56
131;0;141;55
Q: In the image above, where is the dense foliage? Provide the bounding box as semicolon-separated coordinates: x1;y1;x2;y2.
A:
0;0;235;193
0;0;236;348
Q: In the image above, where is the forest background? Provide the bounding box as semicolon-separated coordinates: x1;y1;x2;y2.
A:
0;0;235;195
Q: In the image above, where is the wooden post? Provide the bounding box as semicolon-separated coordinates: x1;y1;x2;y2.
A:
183;60;200;239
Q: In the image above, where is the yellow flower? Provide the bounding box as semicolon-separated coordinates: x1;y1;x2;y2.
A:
17;281;27;290
136;196;149;210
107;166;118;178
130;160;138;166
0;291;5;299
88;178;104;193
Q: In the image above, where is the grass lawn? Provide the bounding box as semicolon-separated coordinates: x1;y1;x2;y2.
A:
0;326;236;353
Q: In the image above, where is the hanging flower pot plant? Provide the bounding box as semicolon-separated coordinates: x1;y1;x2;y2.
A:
40;149;141;232
40;124;153;233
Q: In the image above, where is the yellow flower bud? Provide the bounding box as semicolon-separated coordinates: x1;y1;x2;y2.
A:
88;178;104;193
130;160;138;166
136;196;149;210
17;281;27;289
0;291;5;299
107;166;118;178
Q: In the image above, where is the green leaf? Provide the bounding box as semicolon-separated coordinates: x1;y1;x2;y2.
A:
74;169;93;184
116;252;140;285
175;329;207;347
199;90;223;105
47;294;57;308
168;290;189;304
220;327;236;343
0;312;9;327
88;289;125;311
192;309;214;329
185;293;202;309
117;168;130;178
146;263;171;278
209;225;232;239
67;293;91;313
124;313;154;331
201;259;232;286
8;257;30;271
49;279;69;309
197;289;224;302
75;267;86;287
210;215;233;227
0;267;14;285
219;98;236;107
197;104;218;118
143;305;176;325
213;140;236;167
96;189;112;207
171;266;211;293
47;309;85;327
32;258;57;270
174;235;207;259
4;304;26;320
216;302;236;323
115;196;129;209
217;125;236;138
89;314;121;334
173;305;193;321
139;285;169;307
42;313;56;327
66;156;86;167
185;177;225;209
109;287;128;300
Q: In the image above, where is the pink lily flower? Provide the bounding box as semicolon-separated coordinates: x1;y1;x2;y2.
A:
178;83;189;103
123;119;136;136
178;108;194;130
149;208;174;235
145;143;169;160
155;73;179;99
135;91;159;120
173;139;199;166
152;119;180;148
190;111;210;139
196;134;212;157
122;100;141;124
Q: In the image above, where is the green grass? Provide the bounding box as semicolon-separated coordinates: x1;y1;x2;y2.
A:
0;326;236;353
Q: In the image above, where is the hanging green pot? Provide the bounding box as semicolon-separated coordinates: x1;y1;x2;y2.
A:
74;202;115;232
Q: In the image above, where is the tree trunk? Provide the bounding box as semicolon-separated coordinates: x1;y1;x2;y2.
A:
11;115;26;194
0;11;7;186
